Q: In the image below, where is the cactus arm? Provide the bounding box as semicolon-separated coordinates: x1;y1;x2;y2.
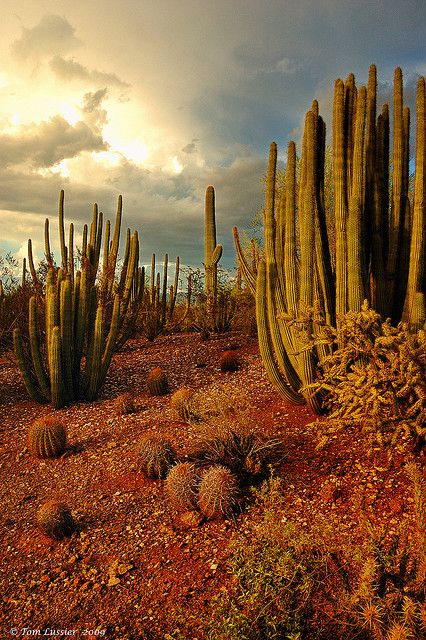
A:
58;190;68;269
28;296;51;401
161;254;169;326
44;218;53;268
85;304;104;400
333;79;348;318
256;262;305;405
68;223;74;285
403;77;426;327
50;326;64;409
60;276;74;401
13;328;47;403
284;141;299;314
347;86;367;312
28;239;40;290
233;227;256;294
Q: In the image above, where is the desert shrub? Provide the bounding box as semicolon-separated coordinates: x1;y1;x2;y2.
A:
170;387;199;422
309;303;426;452
147;367;169;396
138;434;176;479
166;462;201;512
207;469;426;640
198;464;239;519
28;415;67;458
37;500;75;539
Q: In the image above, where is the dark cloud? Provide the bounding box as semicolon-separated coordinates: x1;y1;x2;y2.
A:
50;55;130;88
182;139;199;154
11;15;81;61
0;117;107;169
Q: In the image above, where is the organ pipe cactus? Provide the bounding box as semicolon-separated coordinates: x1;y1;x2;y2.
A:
13;191;144;408
234;65;426;415
142;252;180;341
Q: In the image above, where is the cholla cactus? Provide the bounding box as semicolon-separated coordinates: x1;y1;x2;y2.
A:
147;367;169;396
139;434;176;479
28;416;67;458
166;462;201;512
198;464;239;519
37;500;75;539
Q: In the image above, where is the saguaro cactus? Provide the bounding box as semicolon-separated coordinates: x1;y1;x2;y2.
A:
204;186;223;320
14;191;144;408
234;65;426;414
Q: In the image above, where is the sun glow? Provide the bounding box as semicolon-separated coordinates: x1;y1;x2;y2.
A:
59;103;81;126
115;139;150;164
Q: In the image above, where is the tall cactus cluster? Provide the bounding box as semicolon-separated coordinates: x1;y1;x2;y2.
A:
13;191;144;408
234;66;426;415
142;252;179;340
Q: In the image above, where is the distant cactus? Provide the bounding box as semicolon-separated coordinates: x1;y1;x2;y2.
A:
198;464;239;519
114;392;136;415
170;388;198;422
147;367;169;396
166;462;201;512
220;350;241;372
28;416;67;458
139;434;176;478
37;500;75;539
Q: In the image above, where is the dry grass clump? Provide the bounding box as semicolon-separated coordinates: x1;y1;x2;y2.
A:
191;380;255;423
188;421;283;483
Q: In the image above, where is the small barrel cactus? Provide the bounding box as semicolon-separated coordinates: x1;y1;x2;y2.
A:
147;367;169;396
114;392;136;415
220;350;240;372
139;433;176;478
198;464;239;519
170;387;198;422
166;462;201;512
28;416;67;458
37;500;75;539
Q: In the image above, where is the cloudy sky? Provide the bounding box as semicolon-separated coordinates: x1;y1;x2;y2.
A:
0;0;425;273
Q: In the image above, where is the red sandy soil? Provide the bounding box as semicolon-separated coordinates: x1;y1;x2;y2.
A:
0;332;424;640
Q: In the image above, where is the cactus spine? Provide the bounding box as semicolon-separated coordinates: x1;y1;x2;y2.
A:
14;191;144;408
234;65;426;414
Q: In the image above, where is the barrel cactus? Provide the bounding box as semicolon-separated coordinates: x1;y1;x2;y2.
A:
147;367;169;396
198;464;239;519
114;392;136;416
166;462;201;512
37;500;75;539
28;416;67;458
170;387;198;422
139;434;176;478
220;350;241;372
